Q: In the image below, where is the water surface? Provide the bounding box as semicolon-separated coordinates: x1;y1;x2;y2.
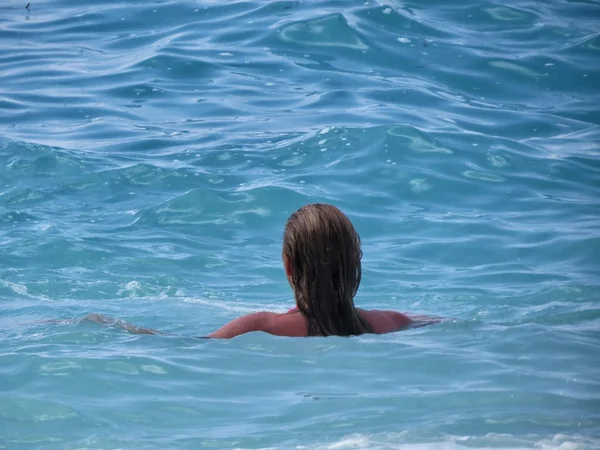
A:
1;0;599;448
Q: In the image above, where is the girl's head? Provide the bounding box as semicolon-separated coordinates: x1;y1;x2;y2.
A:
282;204;372;336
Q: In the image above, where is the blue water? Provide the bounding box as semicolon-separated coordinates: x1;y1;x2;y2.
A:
1;0;599;448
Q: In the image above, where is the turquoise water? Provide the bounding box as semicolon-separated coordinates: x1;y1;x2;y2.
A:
1;0;599;448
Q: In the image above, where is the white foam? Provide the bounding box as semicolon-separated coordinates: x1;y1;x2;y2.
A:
233;207;272;218
181;296;288;314
281;154;307;167
117;280;143;297
105;362;139;375
280;16;368;50
409;178;431;193
487;154;508;168
240;433;598;450
40;361;83;373
463;170;505;183
387;127;453;154
489;61;540;78
485;6;526;21
141;364;167;374
0;279;29;296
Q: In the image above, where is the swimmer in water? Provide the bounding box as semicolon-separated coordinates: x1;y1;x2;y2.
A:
208;203;439;338
84;204;439;338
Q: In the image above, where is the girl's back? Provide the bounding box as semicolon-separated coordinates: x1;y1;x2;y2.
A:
208;309;414;338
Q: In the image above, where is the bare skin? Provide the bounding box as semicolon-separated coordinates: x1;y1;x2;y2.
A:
206;256;438;338
79;309;439;339
77;253;440;339
207;308;437;339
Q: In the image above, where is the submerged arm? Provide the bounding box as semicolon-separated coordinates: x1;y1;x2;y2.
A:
80;312;275;338
407;314;444;328
390;312;443;329
82;313;164;335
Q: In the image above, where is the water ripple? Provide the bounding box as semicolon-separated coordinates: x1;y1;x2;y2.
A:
1;0;599;448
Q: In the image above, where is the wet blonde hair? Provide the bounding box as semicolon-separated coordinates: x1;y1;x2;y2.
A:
283;204;372;336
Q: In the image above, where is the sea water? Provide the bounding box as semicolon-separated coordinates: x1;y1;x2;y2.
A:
0;0;599;448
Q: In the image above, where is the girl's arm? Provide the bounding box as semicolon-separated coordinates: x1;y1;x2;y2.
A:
207;312;276;339
82;313;164;335
407;314;444;328
81;313;276;338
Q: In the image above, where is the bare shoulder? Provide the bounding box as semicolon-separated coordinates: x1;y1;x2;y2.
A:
208;311;306;339
357;309;413;334
208;311;279;339
269;310;307;337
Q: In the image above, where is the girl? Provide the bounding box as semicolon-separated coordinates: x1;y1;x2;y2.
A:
84;204;439;338
207;203;438;338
